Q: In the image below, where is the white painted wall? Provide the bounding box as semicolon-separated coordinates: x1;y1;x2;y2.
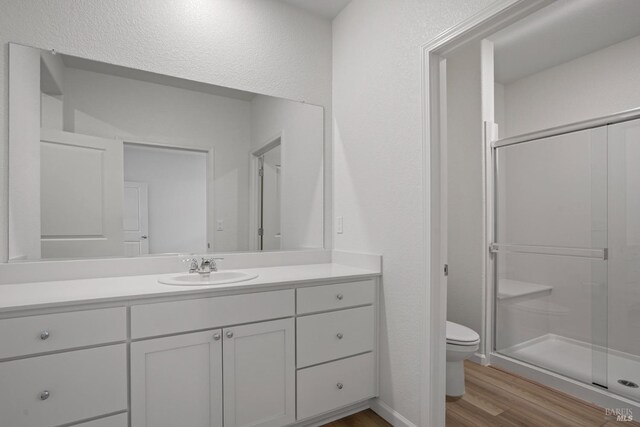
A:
494;82;505;139
124;145;207;254
250;95;324;250
61;67;251;252
500;34;640;137
446;41;484;346
0;0;332;262
332;0;494;424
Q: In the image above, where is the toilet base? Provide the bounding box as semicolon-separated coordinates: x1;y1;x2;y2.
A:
446;359;466;397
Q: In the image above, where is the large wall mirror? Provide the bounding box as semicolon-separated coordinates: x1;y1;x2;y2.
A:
8;43;324;261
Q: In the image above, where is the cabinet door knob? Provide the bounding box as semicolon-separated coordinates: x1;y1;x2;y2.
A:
40;331;50;340
336;294;344;300
336;333;344;339
337;383;344;390
40;390;50;400
213;333;221;341
226;331;234;339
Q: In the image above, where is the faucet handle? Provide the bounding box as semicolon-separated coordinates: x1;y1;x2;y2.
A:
183;257;199;273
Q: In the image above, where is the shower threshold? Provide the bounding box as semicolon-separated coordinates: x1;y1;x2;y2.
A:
496;334;640;405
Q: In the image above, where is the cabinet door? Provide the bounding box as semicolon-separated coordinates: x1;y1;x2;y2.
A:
223;318;295;427
131;330;223;427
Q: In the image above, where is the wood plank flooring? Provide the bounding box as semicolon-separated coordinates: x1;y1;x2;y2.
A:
323;409;391;426
324;361;639;426
447;361;640;427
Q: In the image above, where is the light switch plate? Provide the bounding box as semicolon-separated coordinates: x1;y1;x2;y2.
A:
337;216;343;234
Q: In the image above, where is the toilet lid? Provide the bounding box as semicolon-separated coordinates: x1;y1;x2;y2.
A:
446;321;480;344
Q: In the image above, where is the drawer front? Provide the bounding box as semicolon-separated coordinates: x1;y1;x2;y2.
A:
0;344;127;427
131;289;294;338
297;306;374;368
297;353;375;420
296;280;375;314
74;413;128;427
0;307;126;359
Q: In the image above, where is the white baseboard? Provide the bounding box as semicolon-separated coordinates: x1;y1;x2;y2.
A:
293;401;370;427
370;398;417;427
469;352;489;366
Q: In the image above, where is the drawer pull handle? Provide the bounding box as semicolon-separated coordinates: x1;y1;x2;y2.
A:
336;333;344;339
40;390;50;401
40;331;50;340
226;331;234;339
336;294;344;300
337;383;344;390
213;333;221;341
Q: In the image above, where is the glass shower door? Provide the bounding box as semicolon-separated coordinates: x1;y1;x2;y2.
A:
607;118;640;402
493;126;609;390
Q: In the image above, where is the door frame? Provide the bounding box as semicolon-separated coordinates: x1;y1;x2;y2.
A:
249;133;283;251
123;139;215;252
420;1;554;425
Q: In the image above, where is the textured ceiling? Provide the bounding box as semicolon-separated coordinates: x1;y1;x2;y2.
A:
491;0;640;84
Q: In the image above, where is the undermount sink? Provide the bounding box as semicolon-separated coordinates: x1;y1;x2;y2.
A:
159;271;258;286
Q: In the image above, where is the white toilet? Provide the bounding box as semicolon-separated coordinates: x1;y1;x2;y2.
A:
446;321;480;397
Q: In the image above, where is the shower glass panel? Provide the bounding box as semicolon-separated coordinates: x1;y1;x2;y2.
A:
607;118;640;402
494;127;609;390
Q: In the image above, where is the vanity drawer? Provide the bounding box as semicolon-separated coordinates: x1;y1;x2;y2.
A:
131;289;294;338
296;280;375;314
297;305;374;368
74;413;128;427
0;344;127;427
0;307;126;359
297;352;375;420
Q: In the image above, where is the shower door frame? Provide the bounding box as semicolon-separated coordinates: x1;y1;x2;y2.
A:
486;107;640;412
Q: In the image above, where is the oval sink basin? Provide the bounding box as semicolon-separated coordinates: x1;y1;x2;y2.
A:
159;271;258;286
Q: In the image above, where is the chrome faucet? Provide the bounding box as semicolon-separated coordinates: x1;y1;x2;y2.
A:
185;257;224;274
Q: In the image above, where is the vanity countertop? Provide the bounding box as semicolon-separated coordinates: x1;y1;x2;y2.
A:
0;263;380;314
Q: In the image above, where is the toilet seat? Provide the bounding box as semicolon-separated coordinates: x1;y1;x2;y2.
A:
446;321;480;346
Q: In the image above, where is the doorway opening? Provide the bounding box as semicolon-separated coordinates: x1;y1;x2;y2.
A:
251;137;282;251
123;142;211;255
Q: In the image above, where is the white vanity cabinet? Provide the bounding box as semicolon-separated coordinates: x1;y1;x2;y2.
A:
0;308;128;427
223;318;295;427
295;280;377;420
131;330;224;427
130;318;295;427
130;290;296;427
0;274;379;427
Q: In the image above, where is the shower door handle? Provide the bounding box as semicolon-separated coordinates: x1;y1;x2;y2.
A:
489;243;607;260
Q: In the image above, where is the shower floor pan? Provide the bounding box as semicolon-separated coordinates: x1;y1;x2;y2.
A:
501;334;640;402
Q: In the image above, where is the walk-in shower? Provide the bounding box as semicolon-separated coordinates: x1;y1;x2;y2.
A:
491;111;640;407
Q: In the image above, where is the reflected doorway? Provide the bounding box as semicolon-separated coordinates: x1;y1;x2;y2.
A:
253;138;282;251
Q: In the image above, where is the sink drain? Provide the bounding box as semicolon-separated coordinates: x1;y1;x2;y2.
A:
618;379;639;388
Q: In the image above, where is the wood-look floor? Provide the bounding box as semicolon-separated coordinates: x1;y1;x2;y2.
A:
323;409;391;426
447;361;640;427
324;361;639;426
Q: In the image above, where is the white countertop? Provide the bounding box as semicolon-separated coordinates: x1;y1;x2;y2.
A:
0;263;380;314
